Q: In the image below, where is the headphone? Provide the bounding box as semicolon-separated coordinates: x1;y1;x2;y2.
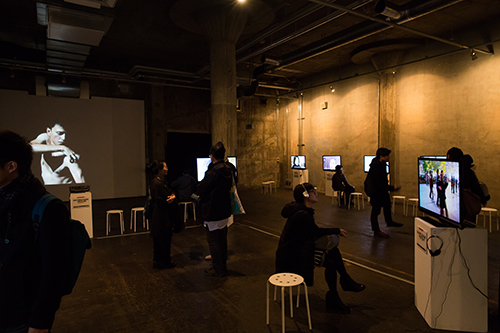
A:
426;235;444;257
301;183;309;198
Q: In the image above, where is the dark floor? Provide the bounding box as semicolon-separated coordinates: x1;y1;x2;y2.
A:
53;188;500;333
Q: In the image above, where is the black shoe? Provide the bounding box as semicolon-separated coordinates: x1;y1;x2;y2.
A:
387;222;403;227
340;275;366;292
204;267;226;277
374;231;390;238
325;291;350;314
153;262;176;269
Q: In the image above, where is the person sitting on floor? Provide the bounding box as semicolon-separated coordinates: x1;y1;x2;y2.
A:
275;183;365;313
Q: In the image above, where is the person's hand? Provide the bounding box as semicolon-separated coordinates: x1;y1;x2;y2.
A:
166;194;176;204
28;328;49;333
339;229;348;237
394;186;401;192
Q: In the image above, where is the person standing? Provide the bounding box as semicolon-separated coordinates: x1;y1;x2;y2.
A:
332;165;355;206
170;168;197;202
276;183;365;313
0;131;71;333
148;161;177;269
367;148;402;238
196;142;233;277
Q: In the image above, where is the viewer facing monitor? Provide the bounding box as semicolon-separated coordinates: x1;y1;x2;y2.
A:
291;155;306;170
418;157;462;228
364;155;389;173
322;155;341;171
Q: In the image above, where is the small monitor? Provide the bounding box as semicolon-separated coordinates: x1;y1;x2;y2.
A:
364;155;389;173
291;155;306;170
196;157;211;182
227;156;237;169
418;157;462;228
322;155;341;171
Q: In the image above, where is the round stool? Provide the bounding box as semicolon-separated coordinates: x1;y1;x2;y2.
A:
130;207;148;232
266;273;312;332
392;195;407;215
477;207;499;232
332;190;343;206
179;201;196;223
349;192;365;210
106;210;124;235
406;198;419;217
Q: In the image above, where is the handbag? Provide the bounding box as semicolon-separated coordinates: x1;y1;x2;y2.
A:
230;173;245;215
314;234;340;267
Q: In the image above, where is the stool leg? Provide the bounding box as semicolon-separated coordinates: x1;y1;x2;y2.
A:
142;211;146;228
303;283;312;331
266;281;270;325
289;286;293;318
281;287;285;333
192;203;196;221
134;211;137;232
489;212;492;233
106;213;109;236
184;204;188;223
120;212;124;235
130;211;133;230
296;284;301;308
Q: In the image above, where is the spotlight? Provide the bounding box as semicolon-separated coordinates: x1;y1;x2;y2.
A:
330;85;335;93
470;50;478;61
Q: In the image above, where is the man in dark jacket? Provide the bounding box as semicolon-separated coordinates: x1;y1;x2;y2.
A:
0;131;71;333
367;148;402;238
196;142;233;277
276;183;365;313
332;165;355;206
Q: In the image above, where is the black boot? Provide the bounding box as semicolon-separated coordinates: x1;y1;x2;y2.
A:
325;291;350;314
339;275;365;292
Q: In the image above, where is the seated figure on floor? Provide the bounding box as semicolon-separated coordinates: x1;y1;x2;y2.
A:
275;183;365;313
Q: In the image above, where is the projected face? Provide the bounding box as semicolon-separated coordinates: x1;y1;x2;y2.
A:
47;124;66;145
30;123;85;185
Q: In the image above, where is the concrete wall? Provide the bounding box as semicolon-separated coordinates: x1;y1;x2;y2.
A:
237;41;500;210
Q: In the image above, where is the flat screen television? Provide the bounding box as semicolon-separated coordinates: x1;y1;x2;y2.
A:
322;155;341;171
418;157;463;228
364;155;389;173
196;157;211;182
227;156;237;169
291;155;306;170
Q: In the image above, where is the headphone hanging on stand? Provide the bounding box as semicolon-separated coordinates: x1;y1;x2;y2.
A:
301;183;309;198
426;235;444;257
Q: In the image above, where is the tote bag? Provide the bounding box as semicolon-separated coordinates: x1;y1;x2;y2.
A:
230;174;245;215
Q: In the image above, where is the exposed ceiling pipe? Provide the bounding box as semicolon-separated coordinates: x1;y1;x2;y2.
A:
274;0;481;70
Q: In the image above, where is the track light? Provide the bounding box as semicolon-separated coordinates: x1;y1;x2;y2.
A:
330;85;335;93
375;0;401;20
470;50;478;61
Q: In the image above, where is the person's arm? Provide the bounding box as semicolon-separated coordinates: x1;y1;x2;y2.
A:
59;156;85;183
31;133;79;161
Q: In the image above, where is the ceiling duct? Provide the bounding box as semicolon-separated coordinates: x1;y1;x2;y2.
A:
375;0;401;19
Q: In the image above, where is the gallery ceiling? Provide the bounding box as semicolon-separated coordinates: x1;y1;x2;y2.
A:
1;0;499;95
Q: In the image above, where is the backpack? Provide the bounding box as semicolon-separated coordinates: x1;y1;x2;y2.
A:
364;173;376;197
32;193;92;295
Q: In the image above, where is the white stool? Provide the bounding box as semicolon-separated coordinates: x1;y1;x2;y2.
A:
349;192;365;210
332;190;343;206
392;195;407;215
130;207;148;232
266;273;312;333
179;201;196;223
406;198;419;217
267;181;276;193
106;210;124;235
476;207;499;233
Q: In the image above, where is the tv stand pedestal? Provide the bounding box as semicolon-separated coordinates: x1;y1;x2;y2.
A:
414;217;488;332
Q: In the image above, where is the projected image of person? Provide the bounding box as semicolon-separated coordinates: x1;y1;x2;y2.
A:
30;123;85;185
293;156;300;168
436;170;449;217
427;170;434;200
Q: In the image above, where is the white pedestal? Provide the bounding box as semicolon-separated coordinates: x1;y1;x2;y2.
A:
70;192;93;238
414;217;488;332
292;169;309;189
325;172;334;196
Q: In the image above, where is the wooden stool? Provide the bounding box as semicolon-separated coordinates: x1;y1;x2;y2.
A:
476;207;499;232
349;192;365;210
392;195;407;215
266;273;312;333
406;198;419;217
130;207;148;232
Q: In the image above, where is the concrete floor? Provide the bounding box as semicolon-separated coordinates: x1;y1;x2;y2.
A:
52;188;500;332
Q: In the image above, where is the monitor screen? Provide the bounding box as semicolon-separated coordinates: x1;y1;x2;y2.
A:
196;157;211;182
364;155;389;173
291;155;306;170
418;157;462;228
227;156;237;169
322;155;341;171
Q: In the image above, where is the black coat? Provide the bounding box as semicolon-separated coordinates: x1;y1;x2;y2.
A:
368;158;394;206
196;160;233;222
275;202;339;286
0;178;70;329
149;177;177;237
